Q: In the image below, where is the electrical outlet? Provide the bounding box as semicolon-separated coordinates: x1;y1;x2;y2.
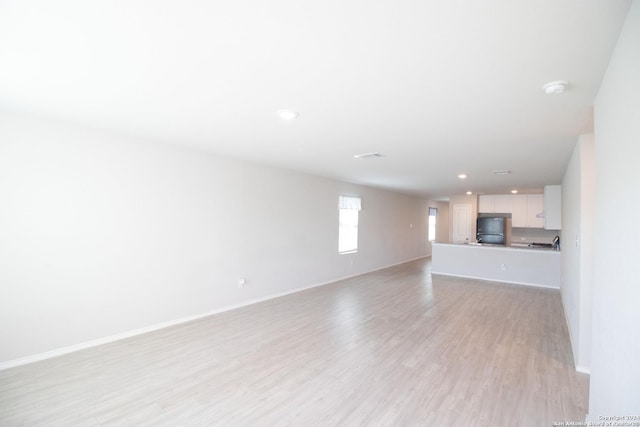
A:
500;263;507;271
238;278;246;288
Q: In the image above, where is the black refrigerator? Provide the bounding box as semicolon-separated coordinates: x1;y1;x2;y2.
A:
476;217;505;245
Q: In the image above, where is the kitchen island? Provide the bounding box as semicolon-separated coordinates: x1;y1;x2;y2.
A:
431;243;561;289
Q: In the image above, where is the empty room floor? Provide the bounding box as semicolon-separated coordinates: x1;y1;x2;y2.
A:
0;258;588;426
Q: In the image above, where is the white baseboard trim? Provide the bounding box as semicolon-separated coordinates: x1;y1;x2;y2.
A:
0;312;223;371
0;256;429;371
430;271;560;290
559;291;591;376
560;294;579;368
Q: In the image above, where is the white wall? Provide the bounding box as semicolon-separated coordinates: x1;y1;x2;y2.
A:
589;0;640;418
561;134;595;373
436;201;450;245
0;112;429;365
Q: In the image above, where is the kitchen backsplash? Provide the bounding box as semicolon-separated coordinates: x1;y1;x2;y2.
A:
511;227;559;244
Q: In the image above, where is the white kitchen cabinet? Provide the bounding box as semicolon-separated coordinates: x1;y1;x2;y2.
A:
494;195;512;213
527;194;545;228
478;194;511;213
478;195;494;213
512;194;544;228
511;195;527;227
544;185;562;230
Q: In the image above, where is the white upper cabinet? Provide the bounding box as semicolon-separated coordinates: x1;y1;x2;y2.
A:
511;195;528;227
477;191;554;229
478;195;494;213
494;195;512;213
527;194;545;228
478;194;512;213
508;194;545;228
544;185;562;230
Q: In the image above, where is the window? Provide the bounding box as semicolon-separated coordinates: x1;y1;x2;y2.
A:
338;195;361;253
428;207;437;242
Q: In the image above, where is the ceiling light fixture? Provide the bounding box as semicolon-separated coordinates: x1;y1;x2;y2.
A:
354;152;382;159
511;189;518;194
543;81;569;95
492;169;512;175
277;109;299;120
458;174;467;179
466;191;473;195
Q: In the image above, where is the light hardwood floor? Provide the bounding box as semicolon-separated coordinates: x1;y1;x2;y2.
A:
0;258;588;426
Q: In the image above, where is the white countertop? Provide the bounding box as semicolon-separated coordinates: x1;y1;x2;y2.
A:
432;242;561;254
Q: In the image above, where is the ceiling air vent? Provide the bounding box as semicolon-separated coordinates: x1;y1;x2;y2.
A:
354;152;382;159
492;169;512;175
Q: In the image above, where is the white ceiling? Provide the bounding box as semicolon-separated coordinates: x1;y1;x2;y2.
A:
0;0;632;198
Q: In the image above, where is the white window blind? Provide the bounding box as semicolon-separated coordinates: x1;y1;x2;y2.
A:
339;195;361;211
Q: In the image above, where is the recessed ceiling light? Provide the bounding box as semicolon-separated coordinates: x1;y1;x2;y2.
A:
458;174;467;179
276;109;299;120
511;189;518;194
492;169;512;175
466;191;473;195
354;152;382;159
543;81;568;95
